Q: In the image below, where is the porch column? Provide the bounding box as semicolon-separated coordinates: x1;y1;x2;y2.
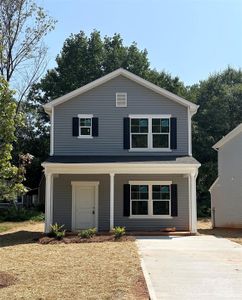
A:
45;173;53;233
110;173;115;231
190;171;198;233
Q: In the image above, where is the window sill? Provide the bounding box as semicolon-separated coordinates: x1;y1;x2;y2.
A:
128;149;172;152
129;215;173;219
77;136;93;139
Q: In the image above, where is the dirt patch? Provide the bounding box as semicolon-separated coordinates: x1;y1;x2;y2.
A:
0;272;16;289
133;275;149;300
198;219;242;246
39;235;135;244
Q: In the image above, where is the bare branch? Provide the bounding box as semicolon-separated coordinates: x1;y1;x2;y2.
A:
0;0;56;111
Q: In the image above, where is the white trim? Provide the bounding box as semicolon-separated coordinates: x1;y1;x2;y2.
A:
213;123;242;150
129;115;171;151
129;114;171;118
71;181;99;231
189;171;198;233
188;107;192;156
110;173;115;230
209;177;219;192
42;162;200;176
116;92;127;107
129;180;172;185
45;173;53;233
78;114;93;138
50;108;54;156
129;181;173;218
43;68;199;114
77;114;93;118
130;215;173;219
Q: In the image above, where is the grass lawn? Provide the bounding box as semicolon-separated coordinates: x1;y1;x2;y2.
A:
0;222;148;299
198;218;242;245
0;221;41;233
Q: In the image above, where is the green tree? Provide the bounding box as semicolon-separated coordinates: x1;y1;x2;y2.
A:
0;77;33;201
190;67;242;216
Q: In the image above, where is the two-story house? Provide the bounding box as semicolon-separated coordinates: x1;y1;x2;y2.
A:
42;68;200;233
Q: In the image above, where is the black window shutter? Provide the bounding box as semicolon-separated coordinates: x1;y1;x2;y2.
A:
171;184;178;217
123;184;130;216
92;117;99;137
72;117;79;136
170;117;177;149
123;118;130;149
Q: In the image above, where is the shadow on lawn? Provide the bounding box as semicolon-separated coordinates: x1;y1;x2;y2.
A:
0;231;42;248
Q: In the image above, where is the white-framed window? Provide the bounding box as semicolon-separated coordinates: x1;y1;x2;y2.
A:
78;114;93;138
129;115;171;151
116;92;127;107
129;181;172;218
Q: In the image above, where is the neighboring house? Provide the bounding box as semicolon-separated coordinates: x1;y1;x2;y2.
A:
210;124;242;228
42;68;200;233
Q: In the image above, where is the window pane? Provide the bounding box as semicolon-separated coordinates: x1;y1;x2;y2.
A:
152;185;170;200
80;118;91;126
152;119;161;133
81;127;91;135
132;134;148;148
161;119;169;133
152;119;169;133
153;134;169;148
131;185;148;200
132;201;148;215
153;201;170;215
131;119;148;133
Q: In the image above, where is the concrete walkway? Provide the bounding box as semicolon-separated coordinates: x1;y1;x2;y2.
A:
136;235;242;300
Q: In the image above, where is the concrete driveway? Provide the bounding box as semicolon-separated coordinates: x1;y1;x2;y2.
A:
136;235;242;300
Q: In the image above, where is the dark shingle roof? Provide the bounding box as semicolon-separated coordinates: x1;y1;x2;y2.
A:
45;155;200;165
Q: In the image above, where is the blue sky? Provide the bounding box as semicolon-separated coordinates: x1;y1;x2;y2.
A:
36;0;242;85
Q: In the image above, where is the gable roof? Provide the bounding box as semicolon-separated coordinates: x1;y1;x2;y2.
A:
213;123;242;150
43;68;199;114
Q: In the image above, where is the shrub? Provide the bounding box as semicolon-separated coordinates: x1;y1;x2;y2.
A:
113;226;126;239
49;223;66;240
78;227;97;239
0;207;44;222
30;212;45;222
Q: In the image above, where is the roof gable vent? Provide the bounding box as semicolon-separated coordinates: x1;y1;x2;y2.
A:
116;92;127;107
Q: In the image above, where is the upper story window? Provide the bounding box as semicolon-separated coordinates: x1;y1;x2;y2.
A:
116;93;127;107
80;117;92;136
78;114;93;138
129;115;171;151
72;114;99;138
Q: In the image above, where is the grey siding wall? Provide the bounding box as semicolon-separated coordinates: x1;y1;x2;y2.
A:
53;174;189;231
54;75;189;156
211;132;242;228
53;174;110;230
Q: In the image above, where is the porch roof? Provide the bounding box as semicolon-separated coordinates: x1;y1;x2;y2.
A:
44;155;200;165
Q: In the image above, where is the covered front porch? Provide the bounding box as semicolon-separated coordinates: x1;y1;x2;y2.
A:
42;157;200;234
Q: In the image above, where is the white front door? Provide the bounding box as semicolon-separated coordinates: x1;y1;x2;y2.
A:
72;182;99;231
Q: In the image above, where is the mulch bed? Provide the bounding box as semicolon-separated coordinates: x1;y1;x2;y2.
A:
0;272;16;289
38;235;135;244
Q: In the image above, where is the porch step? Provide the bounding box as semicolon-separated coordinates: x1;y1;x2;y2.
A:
126;231;193;236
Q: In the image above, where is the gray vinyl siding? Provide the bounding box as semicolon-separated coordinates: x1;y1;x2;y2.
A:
53;174;110;230
52;174;189;231
211;132;242;228
54;75;189;156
